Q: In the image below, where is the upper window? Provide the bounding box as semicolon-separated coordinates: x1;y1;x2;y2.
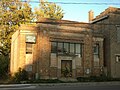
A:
51;42;82;56
26;43;32;54
93;44;99;58
70;43;75;54
75;43;81;54
63;43;69;54
58;42;64;54
117;26;120;43
26;35;36;43
51;42;57;53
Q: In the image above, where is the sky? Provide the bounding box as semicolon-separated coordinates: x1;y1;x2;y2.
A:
30;0;120;22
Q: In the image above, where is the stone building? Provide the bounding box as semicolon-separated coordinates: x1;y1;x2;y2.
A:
10;7;120;79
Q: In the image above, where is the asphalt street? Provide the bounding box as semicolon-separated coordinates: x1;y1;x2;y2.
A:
0;82;120;90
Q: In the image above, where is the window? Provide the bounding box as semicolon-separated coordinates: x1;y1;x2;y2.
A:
58;42;63;54
75;43;82;57
93;44;99;58
70;43;75;54
75;44;81;54
116;55;120;62
93;44;99;66
51;41;82;56
51;42;57;53
26;43;32;54
117;26;120;43
63;43;69;54
26;35;36;43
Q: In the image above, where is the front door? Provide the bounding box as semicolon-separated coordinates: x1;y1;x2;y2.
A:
61;60;72;77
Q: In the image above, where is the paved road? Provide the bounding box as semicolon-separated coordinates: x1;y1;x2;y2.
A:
0;82;120;90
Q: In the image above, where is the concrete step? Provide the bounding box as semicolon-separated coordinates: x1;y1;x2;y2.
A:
59;78;78;82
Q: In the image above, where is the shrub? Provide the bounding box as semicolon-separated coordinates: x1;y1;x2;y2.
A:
0;55;9;80
11;68;28;83
30;79;63;83
77;75;109;82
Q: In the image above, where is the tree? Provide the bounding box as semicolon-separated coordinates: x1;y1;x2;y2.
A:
0;0;33;78
34;0;64;20
0;54;9;79
0;0;33;56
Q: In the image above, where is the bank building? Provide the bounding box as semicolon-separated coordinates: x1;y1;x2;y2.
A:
10;7;120;80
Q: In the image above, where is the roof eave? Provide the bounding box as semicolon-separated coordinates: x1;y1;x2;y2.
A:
91;15;109;24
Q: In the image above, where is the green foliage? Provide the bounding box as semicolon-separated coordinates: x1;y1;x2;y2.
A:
11;68;28;83
0;54;9;79
34;0;64;20
62;67;70;77
30;79;63;83
0;0;33;80
0;0;33;56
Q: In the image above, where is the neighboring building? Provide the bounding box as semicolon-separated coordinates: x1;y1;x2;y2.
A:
10;7;120;79
91;7;120;78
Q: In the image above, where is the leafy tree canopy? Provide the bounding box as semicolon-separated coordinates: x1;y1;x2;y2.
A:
0;0;33;56
34;0;64;20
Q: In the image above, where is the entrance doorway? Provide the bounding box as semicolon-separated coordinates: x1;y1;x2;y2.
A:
61;60;72;77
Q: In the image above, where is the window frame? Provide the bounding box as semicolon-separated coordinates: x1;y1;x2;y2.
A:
63;42;69;54
93;44;99;58
26;43;33;54
116;55;120;62
70;43;75;54
51;41;83;56
51;41;57;53
57;42;64;54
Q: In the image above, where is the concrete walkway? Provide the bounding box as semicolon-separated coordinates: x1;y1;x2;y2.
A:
0;81;120;88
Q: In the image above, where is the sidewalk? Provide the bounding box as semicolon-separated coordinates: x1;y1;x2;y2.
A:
37;81;120;86
0;81;120;88
0;84;32;88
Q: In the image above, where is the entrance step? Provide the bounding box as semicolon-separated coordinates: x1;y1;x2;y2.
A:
59;78;78;82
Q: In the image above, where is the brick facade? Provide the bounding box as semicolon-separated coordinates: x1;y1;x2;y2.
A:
10;21;104;79
10;7;120;79
91;7;120;78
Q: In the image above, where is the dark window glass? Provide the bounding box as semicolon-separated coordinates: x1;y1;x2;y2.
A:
51;42;57;53
26;43;32;54
51;42;83;56
58;42;63;54
93;44;99;58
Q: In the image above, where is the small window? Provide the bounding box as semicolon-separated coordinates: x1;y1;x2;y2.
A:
26;35;36;43
26;43;32;54
116;55;120;62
